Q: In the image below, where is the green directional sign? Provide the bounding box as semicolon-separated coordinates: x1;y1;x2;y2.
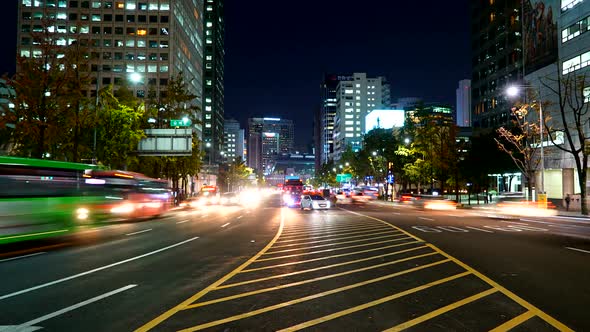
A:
336;173;352;183
170;118;192;127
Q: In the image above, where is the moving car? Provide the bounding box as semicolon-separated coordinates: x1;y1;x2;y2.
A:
300;194;331;210
220;192;240;205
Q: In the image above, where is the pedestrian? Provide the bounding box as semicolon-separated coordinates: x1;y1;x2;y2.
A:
565;194;571;211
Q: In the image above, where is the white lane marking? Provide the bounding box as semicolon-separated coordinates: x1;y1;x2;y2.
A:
16;284;137;329
412;226;442;233
418;217;434;221
565;247;590;254
552;216;590;223
125;228;153;236
501;221;531;226
0;236;199;301
0;252;46;263
221;223;230;228
237;215;243;219
0;325;42;331
176;220;189;224
392;212;401;215
465;226;494;233
520;218;584;229
436;226;468;232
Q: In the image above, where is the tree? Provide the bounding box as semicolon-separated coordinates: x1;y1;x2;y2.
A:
495;104;542;200
543;72;590;214
218;157;251;192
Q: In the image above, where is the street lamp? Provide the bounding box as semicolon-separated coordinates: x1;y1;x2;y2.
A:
372;151;377;156
506;85;545;196
404;138;410;144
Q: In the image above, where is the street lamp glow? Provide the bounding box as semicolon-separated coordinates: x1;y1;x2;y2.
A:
345;162;350;167
404;138;410;144
506;86;519;97
129;72;142;83
372;151;377;156
205;142;211;148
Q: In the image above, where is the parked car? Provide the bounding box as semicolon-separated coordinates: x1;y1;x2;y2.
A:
300;194;331;210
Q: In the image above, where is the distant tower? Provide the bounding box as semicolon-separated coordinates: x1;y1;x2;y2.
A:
456;79;471;127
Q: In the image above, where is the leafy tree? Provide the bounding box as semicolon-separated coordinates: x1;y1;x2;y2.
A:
218;157;251;192
542;72;590;214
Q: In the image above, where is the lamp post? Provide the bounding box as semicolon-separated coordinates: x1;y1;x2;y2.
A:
506;85;545;197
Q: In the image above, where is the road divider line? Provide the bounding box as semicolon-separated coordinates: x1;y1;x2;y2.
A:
341;208;574;332
382;288;498;331
465;226;494;233
0;252;46;263
243;243;428;273
221;223;230;228
126;229;153;236
488;310;535;332
134;210;285;332
0;236;200;301
565;246;590;254
181;259;453;331
0;229;69;241
271;230;398;249
264;233;407;255
218;250;437;290
278;225;388;241
418;217;435;221
186;253;444;310
237;215;243;219
256;237;417;262
277;271;470;332
176;220;189;224
16;284;137;329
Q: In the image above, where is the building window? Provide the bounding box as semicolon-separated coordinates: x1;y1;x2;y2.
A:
563;50;590;74
561;0;582;12
126;2;136;10
561;15;590;43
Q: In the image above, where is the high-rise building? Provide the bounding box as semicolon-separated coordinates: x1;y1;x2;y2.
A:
332;73;390;161
202;0;225;164
223;118;244;162
17;0;204;136
471;0;523;129
247;117;294;174
456;79;471;127
319;74;340;165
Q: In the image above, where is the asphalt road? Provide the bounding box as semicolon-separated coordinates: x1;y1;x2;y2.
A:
0;195;588;331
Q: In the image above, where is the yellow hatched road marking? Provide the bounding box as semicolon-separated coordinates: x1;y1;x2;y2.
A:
382;288;498;331
264;233;407;255
178;259;454;331
134;210;285;332
216;250;438;290
185;247;434;309
278;225;389;241
277;271;471;332
255;238;418;262
243;243;428;273
283;222;369;232
341;208;574;332
281;224;385;236
488;310;535;332
272;230;398;249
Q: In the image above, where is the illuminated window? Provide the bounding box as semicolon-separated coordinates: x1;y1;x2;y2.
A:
116;2;124;9
149;3;158;10
137;28;147;35
160;3;169;10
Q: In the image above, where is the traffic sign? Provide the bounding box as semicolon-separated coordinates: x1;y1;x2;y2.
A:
336;173;352;182
170;118;192;127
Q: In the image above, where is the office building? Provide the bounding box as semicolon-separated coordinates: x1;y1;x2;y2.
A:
471;0;523;128
202;0;225;164
332;73;390;161
223;118;244;162
247;117;294;174
456;79;471;127
17;0;204;137
319;74;340;165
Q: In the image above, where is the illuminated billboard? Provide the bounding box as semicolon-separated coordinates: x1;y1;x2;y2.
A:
365;109;405;132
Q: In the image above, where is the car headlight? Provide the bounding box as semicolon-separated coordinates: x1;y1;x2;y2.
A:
76;208;89;220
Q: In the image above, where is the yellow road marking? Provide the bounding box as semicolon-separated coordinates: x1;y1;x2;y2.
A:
383;288;498;331
217;250;438;290
185;248;436;309
277;271;471;332
281;224;384;236
256;237;417;262
272;230;398;249
243;243;428;273
278;225;389;241
264;233;407;255
0;229;69;241
488;310;535;332
178;259;453;331
341;208;574;332
134;210;285;332
282;223;367;232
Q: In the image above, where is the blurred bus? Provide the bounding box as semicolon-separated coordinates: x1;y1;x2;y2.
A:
0;156;106;244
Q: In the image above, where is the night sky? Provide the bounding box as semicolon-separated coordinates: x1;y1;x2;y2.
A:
0;1;471;148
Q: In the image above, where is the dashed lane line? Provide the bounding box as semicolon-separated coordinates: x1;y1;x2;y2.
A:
264;233;407;255
0;252;46;263
177;259;453;331
134;210;285;332
341;208;574;331
216;251;438;290
464;226;494;233
418;217;435;222
221;223;231;228
185;247;434;309
255;237;417;262
382;288;498;332
565;247;590;254
277;271;471;332
242;243;428;273
126;229;153;236
271;230;399;249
